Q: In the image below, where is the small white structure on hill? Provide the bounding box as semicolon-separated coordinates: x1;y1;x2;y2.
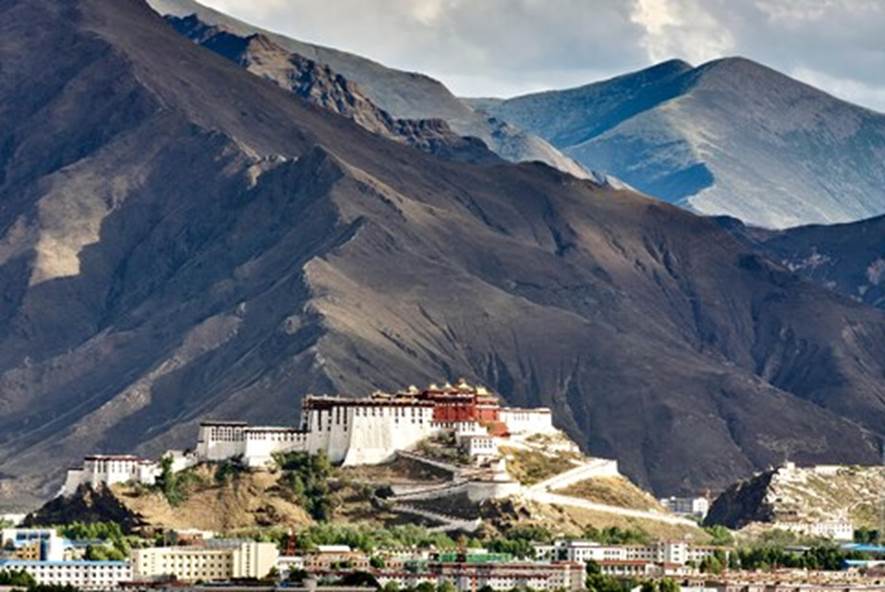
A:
61;455;159;497
775;518;855;541
659;495;709;519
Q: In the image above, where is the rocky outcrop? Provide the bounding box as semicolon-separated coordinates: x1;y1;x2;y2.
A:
703;470;776;529
24;486;147;533
148;0;592;179
705;464;885;529
167;15;494;163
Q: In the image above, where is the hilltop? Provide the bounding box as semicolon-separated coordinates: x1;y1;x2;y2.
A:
27;432;705;542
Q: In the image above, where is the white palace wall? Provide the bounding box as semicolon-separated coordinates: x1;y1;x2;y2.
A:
499;408;555;434
194;404;440;468
340;405;438;465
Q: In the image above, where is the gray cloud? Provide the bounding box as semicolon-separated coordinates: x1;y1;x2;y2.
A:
199;0;885;111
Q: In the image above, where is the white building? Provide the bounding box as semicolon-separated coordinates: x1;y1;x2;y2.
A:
131;540;278;582
61;455;159;497
0;559;132;590
192;383;516;469
498;408;555;435
460;434;498;459
276;555;306;580
659;496;710;519
375;560;584;591
536;540;722;567
62;382;564;492
1;528;65;561
776;519;855;541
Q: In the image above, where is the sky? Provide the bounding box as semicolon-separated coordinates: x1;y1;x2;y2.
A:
197;0;885;112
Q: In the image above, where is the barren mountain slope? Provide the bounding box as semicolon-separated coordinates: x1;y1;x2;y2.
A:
147;0;592;180
0;0;882;509
164;15;494;164
716;215;885;310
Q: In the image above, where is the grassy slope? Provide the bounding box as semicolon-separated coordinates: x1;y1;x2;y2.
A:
558;476;669;513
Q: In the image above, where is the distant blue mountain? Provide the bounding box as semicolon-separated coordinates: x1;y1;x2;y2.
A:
468;58;885;229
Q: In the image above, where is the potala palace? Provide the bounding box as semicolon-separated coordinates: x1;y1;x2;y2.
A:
60;381;557;497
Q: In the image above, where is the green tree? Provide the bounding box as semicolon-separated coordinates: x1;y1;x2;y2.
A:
370;556;386;569
583;526;649;545
699;555;723;575
0;569;37;588
155;455;186;506
437;582;457;592
586;572;631;592
276;451;334;521
854;528;880;544
415;582;436;592
703;525;734;546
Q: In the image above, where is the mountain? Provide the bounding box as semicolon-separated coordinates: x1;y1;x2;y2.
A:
146;0;593;180
469;58;885;229
164;15;494;163
0;0;883;509
716;215;885;310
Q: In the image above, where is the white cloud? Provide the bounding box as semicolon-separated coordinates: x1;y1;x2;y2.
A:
194;0;885;110
630;0;735;64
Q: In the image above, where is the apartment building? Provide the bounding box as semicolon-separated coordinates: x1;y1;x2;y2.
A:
131;541;278;582
0;559;132;591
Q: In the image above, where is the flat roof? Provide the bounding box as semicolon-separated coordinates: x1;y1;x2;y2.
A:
200;420;249;427
0;560;130;566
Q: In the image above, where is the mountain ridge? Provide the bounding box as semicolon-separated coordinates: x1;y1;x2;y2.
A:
0;0;882;511
147;0;594;180
165;14;496;164
470;57;885;228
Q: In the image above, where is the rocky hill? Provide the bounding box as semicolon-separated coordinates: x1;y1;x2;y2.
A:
147;0;591;180
0;0;883;510
470;58;885;229
26;442;704;542
705;463;884;530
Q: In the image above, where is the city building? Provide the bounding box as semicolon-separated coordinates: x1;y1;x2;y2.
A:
374;559;585;591
275;555;305;580
60;455;159;497
1;528;65;561
0;559;132;590
534;540;723;567
131;540;278;582
776;519;855;541
301;545;370;572
659;496;710;519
